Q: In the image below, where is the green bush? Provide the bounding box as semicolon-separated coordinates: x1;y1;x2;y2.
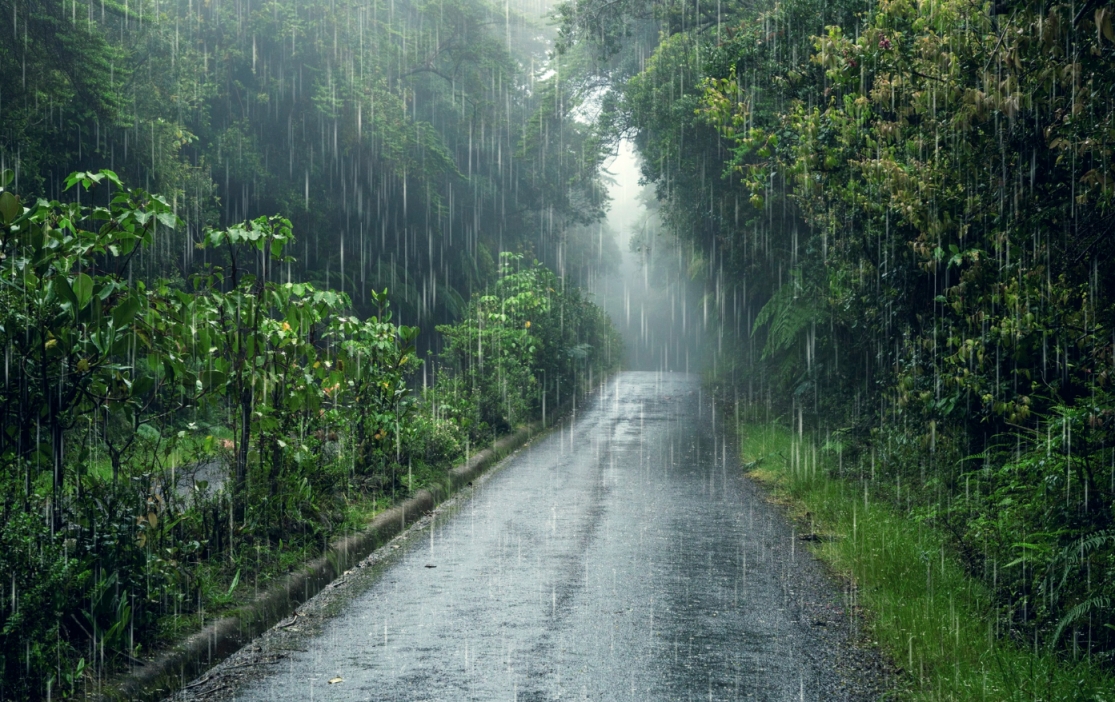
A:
0;513;77;699
437;253;621;438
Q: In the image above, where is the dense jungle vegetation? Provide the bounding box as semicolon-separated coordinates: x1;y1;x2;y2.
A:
557;0;1115;686
0;0;621;696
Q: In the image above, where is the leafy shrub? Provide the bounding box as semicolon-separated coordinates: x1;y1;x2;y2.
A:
402;412;467;467
437;253;621;437
0;514;76;700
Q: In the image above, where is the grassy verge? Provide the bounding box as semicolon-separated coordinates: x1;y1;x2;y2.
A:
738;422;1114;701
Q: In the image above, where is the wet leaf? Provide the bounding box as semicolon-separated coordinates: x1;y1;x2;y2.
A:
1098;8;1114;42
111;294;142;328
0;191;20;224
73;273;94;310
53;276;78;309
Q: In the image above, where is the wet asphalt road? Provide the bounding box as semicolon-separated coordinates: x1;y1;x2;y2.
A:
193;372;886;701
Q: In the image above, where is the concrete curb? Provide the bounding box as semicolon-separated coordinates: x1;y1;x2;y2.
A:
97;415;560;701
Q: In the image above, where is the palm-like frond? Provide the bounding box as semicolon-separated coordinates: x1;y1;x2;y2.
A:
752;270;819;360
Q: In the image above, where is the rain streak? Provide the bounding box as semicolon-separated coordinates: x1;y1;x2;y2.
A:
1;0;1114;699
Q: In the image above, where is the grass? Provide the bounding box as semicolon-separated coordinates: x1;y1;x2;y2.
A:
738;422;1115;702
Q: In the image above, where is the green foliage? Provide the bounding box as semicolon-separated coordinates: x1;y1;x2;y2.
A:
334;290;420;474
0;168;179;508
0;513;76;698
0;0;131;194
2;0;613;326
437;252;621;438
937;401;1115;660
0;171;618;699
3;1;623;694
740;421;1115;700
752;269;818;356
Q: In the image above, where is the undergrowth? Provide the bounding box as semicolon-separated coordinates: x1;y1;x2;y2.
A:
739;422;1115;702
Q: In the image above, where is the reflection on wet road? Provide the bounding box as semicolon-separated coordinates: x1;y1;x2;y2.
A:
232;372;868;700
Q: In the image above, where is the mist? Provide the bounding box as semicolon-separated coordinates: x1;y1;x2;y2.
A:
590;140;706;372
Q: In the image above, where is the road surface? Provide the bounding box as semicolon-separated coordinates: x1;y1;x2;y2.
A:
176;372;888;701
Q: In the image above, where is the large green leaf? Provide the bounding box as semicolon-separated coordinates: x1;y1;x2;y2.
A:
53;276;79;309
111;294;143;328
131;374;155;398
200;369;227;390
0;191;20;224
73;273;94;310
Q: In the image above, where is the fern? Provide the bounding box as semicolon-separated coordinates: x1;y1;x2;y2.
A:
1052;596;1113;649
1044;529;1115;648
1051;529;1115;594
752;270;819;360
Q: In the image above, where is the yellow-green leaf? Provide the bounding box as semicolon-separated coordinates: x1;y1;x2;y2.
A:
0;191;19;224
1099;8;1115;42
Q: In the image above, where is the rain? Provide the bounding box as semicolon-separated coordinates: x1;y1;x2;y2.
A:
1;0;1114;699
